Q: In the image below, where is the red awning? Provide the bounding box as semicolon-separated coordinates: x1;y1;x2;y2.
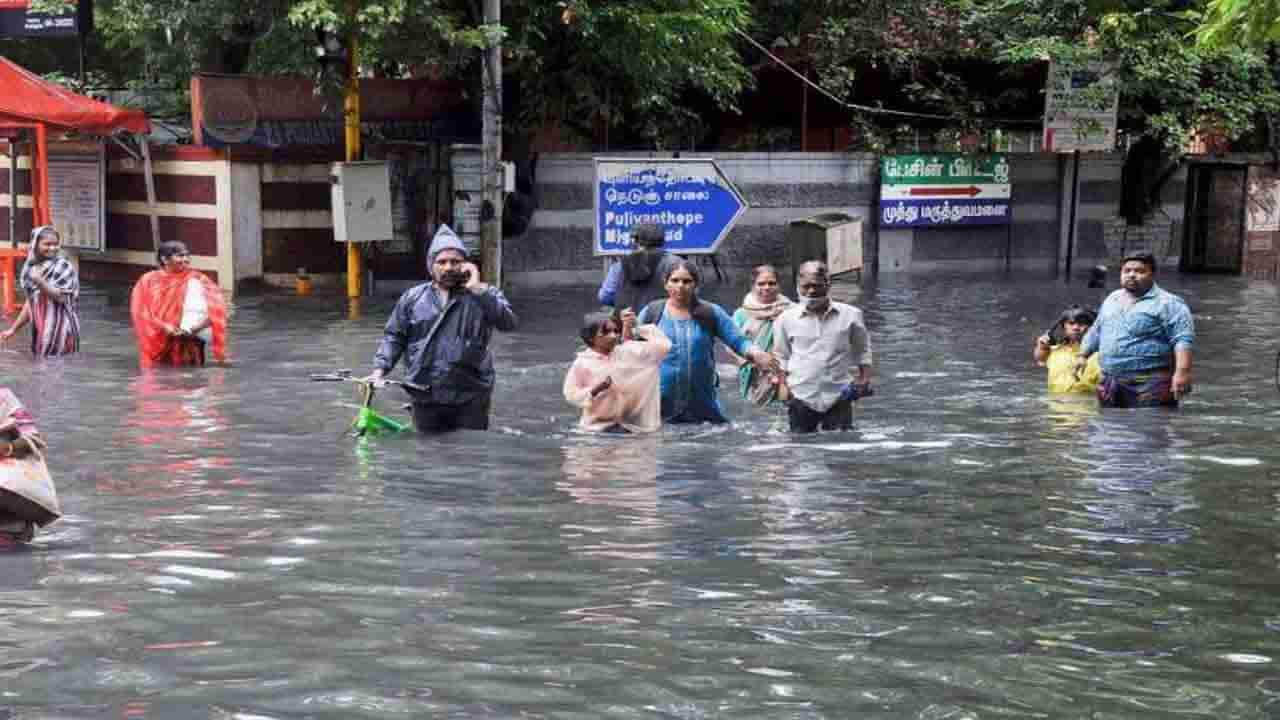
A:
0;56;150;135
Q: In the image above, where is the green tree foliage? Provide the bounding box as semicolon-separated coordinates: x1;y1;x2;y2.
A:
498;0;751;147
1196;0;1280;49
770;0;1279;152
62;0;752;145
985;0;1279;151
16;0;1278;154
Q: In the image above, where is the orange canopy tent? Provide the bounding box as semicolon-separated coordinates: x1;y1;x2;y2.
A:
0;56;151;226
0;57;151;314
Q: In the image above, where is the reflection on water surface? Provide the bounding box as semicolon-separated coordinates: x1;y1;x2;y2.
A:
2;272;1280;718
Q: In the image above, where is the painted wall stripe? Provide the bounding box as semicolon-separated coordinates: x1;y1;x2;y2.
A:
108;201;219;220
260;164;332;184
263;209;332;230
107;214;218;255
0;195;34;209
79;248;219;272
108;173;217;205
261;183;330;211
108;159;222;176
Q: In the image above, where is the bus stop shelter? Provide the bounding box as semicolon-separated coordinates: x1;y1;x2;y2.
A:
0;56;151;229
0;57;151;310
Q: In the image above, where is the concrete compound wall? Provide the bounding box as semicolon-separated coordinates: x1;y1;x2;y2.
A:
507;151;1190;289
511;152;878;288
0;150;34;245
1244;163;1280;279
5;147;1194;296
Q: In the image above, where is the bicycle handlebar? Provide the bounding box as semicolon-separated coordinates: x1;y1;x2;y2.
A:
309;370;428;393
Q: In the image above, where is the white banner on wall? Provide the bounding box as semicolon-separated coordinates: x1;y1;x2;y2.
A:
1248;167;1280;233
449;143;483;258
48;147;105;252
1043;61;1119;153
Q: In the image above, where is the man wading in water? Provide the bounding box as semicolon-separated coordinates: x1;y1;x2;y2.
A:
1076;252;1195;408
367;226;518;433
773;261;874;433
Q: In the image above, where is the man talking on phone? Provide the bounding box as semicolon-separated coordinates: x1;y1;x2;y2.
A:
368;225;518;433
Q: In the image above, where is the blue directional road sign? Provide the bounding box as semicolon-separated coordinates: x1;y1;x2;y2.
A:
594;158;749;255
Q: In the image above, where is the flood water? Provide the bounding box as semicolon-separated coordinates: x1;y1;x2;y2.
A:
3;270;1280;718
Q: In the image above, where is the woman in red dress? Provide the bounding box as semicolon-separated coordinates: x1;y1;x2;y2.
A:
130;241;228;368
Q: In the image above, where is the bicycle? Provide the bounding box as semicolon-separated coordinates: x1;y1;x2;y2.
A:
310;369;427;437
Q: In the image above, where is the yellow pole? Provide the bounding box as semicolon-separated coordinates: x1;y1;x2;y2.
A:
344;4;363;299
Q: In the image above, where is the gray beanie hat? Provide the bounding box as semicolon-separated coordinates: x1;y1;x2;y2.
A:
427;224;467;263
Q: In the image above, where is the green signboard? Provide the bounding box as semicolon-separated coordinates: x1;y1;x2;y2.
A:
880;154;1012;227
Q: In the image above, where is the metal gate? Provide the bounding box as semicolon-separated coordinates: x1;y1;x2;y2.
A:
1182;163;1246;273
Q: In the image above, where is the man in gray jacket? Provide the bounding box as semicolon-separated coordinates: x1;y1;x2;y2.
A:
369;226;518;433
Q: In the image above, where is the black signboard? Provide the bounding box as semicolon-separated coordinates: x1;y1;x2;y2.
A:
0;0;91;38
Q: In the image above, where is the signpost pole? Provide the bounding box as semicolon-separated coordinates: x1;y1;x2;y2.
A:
33;123;49;227
344;0;364;300
140;138;160;250
1064;149;1080;276
480;0;503;288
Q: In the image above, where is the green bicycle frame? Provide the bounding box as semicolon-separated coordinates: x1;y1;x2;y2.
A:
352;383;409;437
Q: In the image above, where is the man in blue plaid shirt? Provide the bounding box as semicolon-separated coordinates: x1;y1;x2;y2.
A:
1077;252;1195;408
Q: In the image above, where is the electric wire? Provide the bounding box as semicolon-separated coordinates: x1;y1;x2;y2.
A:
733;27;1042;125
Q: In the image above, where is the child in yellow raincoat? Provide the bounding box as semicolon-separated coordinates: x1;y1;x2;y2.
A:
1034;305;1102;393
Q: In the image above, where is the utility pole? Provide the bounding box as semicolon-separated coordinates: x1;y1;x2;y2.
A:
480;0;503;287
344;0;364;299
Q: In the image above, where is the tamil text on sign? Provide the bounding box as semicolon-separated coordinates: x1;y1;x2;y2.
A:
48;153;104;252
1043;61;1119;153
880;154;1011;228
594;158;748;255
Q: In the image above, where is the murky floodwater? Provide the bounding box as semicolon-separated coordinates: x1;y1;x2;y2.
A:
3;270;1280;718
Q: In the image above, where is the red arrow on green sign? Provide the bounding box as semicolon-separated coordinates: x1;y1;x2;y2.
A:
909;186;982;197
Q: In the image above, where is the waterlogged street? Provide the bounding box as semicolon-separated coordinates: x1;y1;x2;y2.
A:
3;271;1280;718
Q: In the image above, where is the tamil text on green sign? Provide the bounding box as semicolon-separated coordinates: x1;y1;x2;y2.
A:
880;154;1012;228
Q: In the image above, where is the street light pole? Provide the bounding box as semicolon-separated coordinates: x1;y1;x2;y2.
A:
480;0;503;287
345;0;364;299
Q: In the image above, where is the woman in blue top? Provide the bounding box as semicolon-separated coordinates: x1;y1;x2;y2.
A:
637;260;779;424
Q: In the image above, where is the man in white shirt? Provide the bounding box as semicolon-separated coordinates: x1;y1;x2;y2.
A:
773;261;873;433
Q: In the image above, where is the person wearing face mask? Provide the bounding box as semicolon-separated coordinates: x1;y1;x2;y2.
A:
0;226;81;356
368;225;518;433
773;261;873;433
